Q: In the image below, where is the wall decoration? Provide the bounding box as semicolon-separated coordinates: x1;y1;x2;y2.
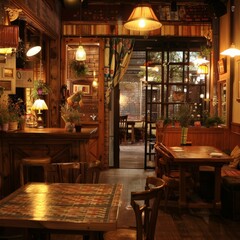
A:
0;55;6;63
73;83;91;95
16;69;34;88
218;58;227;75
2;67;14;78
0;80;11;91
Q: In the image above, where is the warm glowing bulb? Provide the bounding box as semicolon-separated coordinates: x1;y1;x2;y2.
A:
138;19;146;28
76;45;86;61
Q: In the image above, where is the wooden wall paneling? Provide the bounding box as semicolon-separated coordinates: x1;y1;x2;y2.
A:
157;127;229;150
0;128;98;195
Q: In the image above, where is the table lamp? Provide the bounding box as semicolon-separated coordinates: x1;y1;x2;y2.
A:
31;99;48;128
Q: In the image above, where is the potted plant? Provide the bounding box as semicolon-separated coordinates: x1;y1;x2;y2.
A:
8;96;26;130
204;116;224;128
70;60;88;77
61;90;84;132
31;80;52;100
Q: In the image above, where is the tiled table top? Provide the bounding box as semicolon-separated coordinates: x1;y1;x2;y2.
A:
0;183;123;231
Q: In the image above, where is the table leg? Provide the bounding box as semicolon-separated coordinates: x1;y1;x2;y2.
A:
179;165;187;208
214;166;222;209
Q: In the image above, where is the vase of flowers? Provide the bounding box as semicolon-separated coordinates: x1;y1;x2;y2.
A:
176;103;193;145
61;91;83;132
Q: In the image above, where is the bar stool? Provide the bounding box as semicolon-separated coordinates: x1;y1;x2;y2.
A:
20;157;51;186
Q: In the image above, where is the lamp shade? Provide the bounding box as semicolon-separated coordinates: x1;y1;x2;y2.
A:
221;44;240;58
193;56;209;66
197;65;208;74
31;99;48;114
26;46;41;57
124;4;162;31
76;45;86;61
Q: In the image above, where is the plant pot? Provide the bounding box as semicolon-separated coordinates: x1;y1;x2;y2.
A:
9;121;18;131
75;125;82;132
2;123;9;131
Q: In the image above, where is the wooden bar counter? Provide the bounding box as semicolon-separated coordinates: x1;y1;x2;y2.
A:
0;127;98;196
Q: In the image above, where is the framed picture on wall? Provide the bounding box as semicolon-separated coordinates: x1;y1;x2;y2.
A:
2;67;14;78
71;80;91;95
218;58;227;75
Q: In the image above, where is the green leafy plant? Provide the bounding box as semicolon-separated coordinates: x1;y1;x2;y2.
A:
204;116;224;128
70;60;88;77
176;103;193;128
31;80;52;100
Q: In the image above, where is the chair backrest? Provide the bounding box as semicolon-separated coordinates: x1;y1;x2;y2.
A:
154;143;175;177
131;176;165;240
47;162;82;183
119;115;128;130
81;160;101;183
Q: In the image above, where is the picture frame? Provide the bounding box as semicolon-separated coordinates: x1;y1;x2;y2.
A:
0;80;11;91
2;67;14;78
218;58;227;75
0;55;6;64
71;80;91;95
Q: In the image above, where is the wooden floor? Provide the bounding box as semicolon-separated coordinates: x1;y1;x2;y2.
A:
50;168;240;240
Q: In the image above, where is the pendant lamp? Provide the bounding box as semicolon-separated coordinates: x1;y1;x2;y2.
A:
76;44;86;61
75;0;86;61
221;43;240;58
124;3;162;31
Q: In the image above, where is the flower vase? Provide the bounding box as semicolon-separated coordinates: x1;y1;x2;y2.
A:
181;127;188;145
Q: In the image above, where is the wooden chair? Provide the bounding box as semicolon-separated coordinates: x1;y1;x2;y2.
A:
103;176;165;240
46;162;82;183
119;115;128;144
81;160;102;183
19;156;52;186
154;142;193;209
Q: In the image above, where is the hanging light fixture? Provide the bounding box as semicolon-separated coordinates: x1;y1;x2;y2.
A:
197;65;208;74
124;3;162;31
0;9;18;55
221;43;240;58
221;2;240;58
193;56;209;66
75;0;86;61
76;43;86;61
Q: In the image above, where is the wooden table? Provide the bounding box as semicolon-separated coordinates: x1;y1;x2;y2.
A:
0;182;123;238
127;120;143;143
166;146;232;209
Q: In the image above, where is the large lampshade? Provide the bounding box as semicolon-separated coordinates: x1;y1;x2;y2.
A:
221;44;240;58
124;4;162;31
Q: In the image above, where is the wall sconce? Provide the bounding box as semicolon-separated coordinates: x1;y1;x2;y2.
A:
31;99;48;128
124;3;162;31
221;43;240;58
26;45;41;57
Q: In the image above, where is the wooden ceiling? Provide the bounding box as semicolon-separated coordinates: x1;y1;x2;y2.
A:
61;0;228;22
